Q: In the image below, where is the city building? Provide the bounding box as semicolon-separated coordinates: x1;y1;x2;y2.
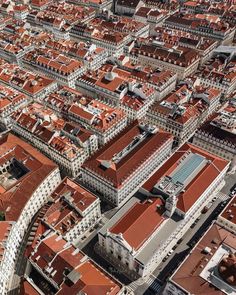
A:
40;177;101;243
45;39;108;71
98;143;229;277
0;15;12;31
114;0;143;16
26;233;128;295
147;84;221;145
0;1;14;15
11;103;97;177
217;195;236;234
163;223;236;295
13;4;29;21
153;27;218;65
43;86;84;116
27;2;96;39
81;121;173;207
62;122;98;156
0;133;61;294
196;56;236;97
128;40;200;80
43;86;127;146
88;14;150;38
67;98;127;146
164;13;235;45
22;48;85;88
113;56;177;101
0;30;33;65
0;84;30;127
134;7;171;34
76;62;158;111
0;221;14;295
0;58;57;100
30;0;53;11
71;23;131;56
67;0;113;11
193;100;236;172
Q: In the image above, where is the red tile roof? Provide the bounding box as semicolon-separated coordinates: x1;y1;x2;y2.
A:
0;133;58;221
43;178;98;234
220;195;236;225
171;224;236;295
57;260;121;295
30;233;121;295
20;280;40;295
82;121;173;188
142;143;229;213
110;198;165;250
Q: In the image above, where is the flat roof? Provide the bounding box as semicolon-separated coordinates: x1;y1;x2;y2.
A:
171;153;206;185
142;143;229;213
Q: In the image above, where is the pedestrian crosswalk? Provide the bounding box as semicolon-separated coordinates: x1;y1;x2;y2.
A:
128;275;163;294
217;192;229;202
146;276;163;294
129;281;139;291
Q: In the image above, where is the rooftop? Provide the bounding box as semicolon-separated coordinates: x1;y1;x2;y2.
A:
24;48;83;75
68;98;126;131
170;223;236;295
29;2;96;31
197;101;236;146
99;195;182;264
43;177;98;235
110;198;165;250
219;195;236;227
82;121;173;188
30;233;121;295
149;84;220;124
0;58;55;97
130;41;199;67
0;133;58;221
142;143;229;213
0;84;26;113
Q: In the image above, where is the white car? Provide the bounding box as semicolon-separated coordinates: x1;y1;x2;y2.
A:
230;189;236;197
167;250;174;256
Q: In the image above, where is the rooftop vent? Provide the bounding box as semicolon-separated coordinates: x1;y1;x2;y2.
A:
203;247;211;254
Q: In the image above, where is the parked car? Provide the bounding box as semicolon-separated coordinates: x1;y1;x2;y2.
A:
162;257;168;262
230;184;236;197
230;190;236;197
173;244;178;250
177;238;183;244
